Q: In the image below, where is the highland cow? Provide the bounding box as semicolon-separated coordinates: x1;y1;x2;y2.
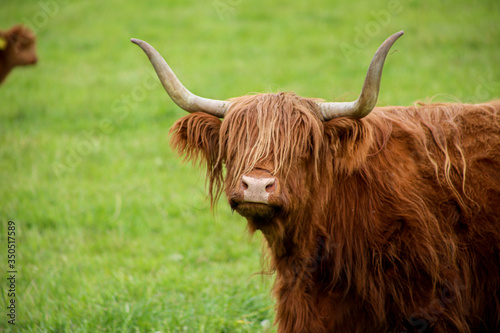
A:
0;25;37;85
132;31;500;332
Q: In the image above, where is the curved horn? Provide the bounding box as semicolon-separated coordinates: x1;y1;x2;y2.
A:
131;38;230;117
319;31;404;120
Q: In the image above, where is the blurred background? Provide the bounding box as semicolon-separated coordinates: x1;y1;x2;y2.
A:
0;0;498;331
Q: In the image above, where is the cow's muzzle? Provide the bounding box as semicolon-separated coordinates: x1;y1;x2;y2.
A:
241;175;276;204
229;170;280;220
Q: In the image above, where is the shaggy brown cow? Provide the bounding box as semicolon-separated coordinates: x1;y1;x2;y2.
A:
0;25;38;84
132;31;500;332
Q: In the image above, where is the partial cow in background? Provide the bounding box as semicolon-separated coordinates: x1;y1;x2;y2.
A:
0;25;38;85
132;32;500;332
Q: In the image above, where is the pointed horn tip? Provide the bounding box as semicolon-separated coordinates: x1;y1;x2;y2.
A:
381;31;404;46
131;38;153;54
130;38;142;45
392;31;404;40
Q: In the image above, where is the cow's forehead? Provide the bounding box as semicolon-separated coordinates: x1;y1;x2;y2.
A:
226;92;322;119
220;91;324;181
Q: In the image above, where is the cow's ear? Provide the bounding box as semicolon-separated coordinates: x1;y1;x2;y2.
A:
169;112;222;169
323;118;371;172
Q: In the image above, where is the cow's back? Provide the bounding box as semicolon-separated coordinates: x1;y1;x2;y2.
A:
367;101;500;331
374;100;500;220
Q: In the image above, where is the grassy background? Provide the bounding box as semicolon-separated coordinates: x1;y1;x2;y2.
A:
0;0;498;332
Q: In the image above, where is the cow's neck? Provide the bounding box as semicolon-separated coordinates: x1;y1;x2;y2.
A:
260;201;331;281
0;53;13;84
261;172;378;291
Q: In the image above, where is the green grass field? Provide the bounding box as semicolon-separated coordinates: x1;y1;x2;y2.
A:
0;0;498;332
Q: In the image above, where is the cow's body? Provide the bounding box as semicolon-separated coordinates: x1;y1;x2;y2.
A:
132;32;500;332
172;96;500;332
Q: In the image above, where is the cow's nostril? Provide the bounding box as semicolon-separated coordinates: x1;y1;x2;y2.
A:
265;181;275;193
241;179;249;190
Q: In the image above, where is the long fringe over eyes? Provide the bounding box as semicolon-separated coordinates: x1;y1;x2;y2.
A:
220;92;324;192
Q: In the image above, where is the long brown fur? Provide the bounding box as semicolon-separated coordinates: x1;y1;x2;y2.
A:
170;92;500;332
0;25;37;85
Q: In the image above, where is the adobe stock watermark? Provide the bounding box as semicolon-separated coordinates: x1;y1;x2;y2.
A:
51;72;159;179
437;74;498;105
469;73;498;103
212;0;244;21
340;0;404;60
22;0;71;34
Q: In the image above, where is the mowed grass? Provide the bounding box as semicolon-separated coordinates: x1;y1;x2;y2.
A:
0;0;498;332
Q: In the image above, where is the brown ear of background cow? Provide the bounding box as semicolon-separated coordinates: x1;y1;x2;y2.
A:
133;33;500;332
0;25;38;85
